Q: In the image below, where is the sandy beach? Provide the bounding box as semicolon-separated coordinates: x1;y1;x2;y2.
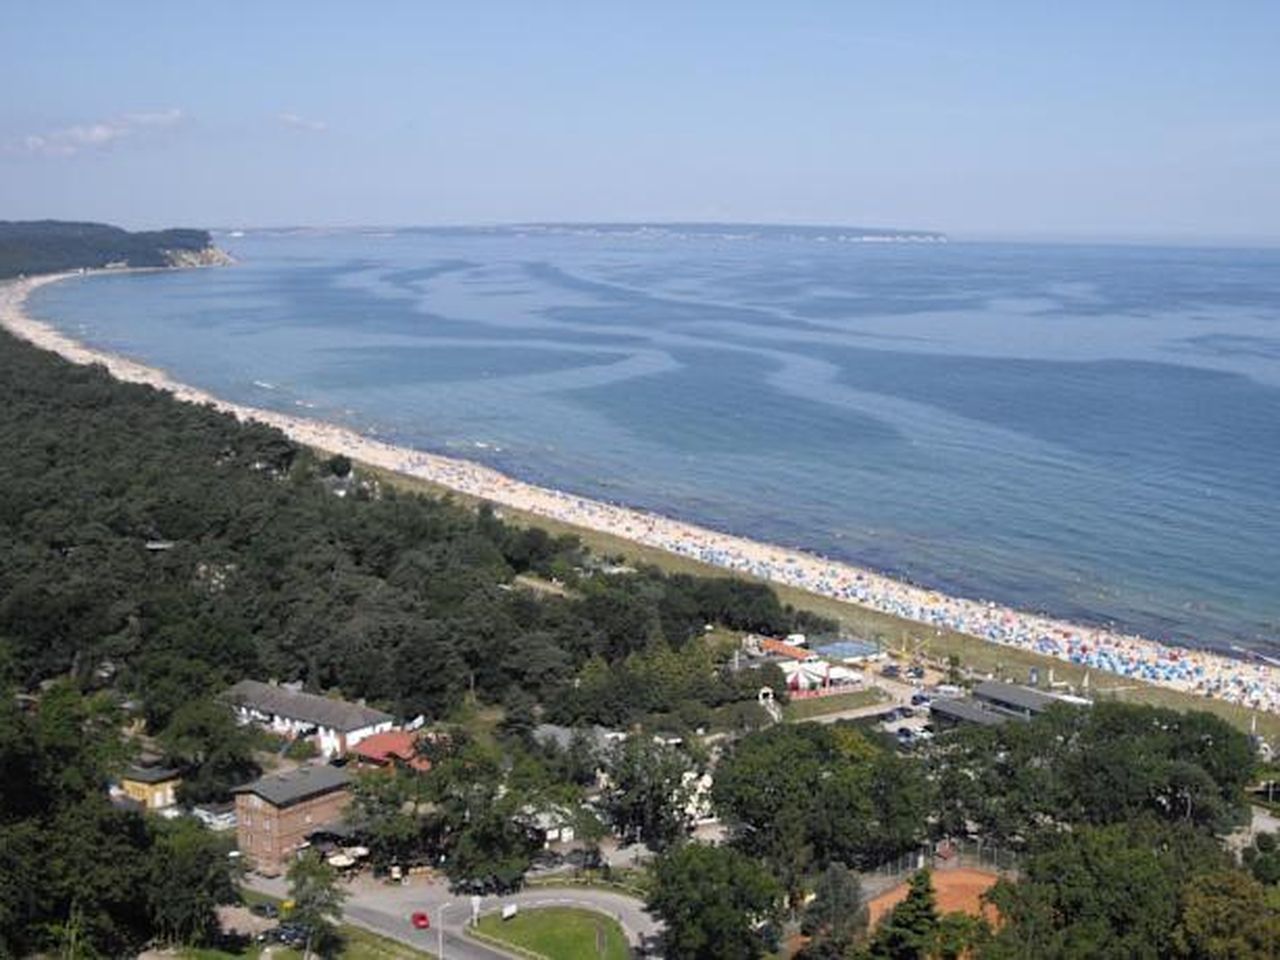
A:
4;271;1279;718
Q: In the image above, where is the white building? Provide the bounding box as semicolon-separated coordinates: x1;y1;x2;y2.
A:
779;659;864;692
223;679;394;758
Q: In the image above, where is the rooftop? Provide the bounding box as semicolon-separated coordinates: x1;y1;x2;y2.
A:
930;698;1010;727
973;680;1058;714
233;764;351;808
121;764;182;784
350;730;430;772
759;638;813;661
223;679;393;733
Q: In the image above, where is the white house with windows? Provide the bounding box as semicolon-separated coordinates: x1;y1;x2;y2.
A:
223;679;394;758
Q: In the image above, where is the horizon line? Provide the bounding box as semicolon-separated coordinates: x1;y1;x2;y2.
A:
193;220;1280;250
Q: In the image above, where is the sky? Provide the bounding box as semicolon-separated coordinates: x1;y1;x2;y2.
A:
2;1;1279;242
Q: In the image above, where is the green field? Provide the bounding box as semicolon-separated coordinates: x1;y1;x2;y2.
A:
363;462;1280;744
474;907;629;960
783;686;889;721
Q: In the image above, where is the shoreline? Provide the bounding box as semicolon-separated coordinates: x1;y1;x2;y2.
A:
4;270;1279;718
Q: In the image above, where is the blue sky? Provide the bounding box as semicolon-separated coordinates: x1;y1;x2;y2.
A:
2;1;1278;241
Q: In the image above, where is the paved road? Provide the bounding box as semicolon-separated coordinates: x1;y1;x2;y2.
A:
247;872;661;959
808;700;903;725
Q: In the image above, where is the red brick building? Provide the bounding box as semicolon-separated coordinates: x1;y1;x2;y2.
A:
233;765;352;876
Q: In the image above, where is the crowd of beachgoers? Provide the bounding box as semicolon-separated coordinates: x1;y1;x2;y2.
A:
4;272;1278;719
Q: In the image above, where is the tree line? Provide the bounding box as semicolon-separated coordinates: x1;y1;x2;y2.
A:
0;220;213;278
645;704;1280;959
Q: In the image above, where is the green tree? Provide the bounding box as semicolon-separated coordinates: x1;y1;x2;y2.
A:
1172;869;1280;959
985;821;1227;960
347;771;436;871
430;739;540;890
798;861;870;959
1242;831;1280;886
160;697;260;803
932;912;990;960
146;818;239;946
601;735;693;852
648;843;782;960
286;851;348;959
866;870;938;960
803;862;866;939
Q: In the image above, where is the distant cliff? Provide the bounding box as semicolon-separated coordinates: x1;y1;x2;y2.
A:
514;222;949;243
0;220;231;279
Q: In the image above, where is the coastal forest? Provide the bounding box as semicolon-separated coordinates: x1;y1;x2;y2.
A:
0;326;817;731
0;221;215;279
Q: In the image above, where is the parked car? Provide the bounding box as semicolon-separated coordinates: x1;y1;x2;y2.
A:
905;666;925;680
911;692;931;706
249;901;279;919
411;911;431;930
880;664;901;679
275;923;311;948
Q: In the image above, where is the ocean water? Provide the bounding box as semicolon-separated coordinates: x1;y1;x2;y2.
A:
26;226;1280;655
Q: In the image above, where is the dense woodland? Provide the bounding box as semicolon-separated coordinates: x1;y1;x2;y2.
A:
0;221;213;279
0;325;816;739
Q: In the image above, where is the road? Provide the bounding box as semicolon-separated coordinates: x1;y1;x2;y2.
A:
806;675;923;725
247;872;661;959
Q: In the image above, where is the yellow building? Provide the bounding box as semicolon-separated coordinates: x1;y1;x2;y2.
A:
119;764;182;811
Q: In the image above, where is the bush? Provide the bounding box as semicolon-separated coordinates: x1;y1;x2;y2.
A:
284;738;319;761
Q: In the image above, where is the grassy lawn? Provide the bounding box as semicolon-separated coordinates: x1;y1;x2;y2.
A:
363;461;1280;743
474;907;629;960
783;686;890;721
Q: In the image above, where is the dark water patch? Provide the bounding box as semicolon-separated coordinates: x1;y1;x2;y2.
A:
563;347;901;455
1181;333;1280;361
828;347;1280;480
383;260;478;289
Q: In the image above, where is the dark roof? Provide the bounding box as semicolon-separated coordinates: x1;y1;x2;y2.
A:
930;698;1009;727
233;764;351;807
223;679;393;732
973;681;1056;714
121;764;182;784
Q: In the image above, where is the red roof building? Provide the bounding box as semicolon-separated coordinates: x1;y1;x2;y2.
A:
760;637;814;661
349;730;431;773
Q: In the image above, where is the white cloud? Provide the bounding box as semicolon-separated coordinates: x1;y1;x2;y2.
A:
277;112;328;132
9;109;185;158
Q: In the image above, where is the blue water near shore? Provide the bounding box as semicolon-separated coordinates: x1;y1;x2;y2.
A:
26;226;1280;655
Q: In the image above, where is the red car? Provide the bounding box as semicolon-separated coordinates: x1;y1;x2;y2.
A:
410;911;431;930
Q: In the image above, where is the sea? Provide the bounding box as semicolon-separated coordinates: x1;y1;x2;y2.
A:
26;225;1280;657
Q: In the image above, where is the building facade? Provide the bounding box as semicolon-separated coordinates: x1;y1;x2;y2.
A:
224;679;394;758
233;765;352;876
119;765;182;811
